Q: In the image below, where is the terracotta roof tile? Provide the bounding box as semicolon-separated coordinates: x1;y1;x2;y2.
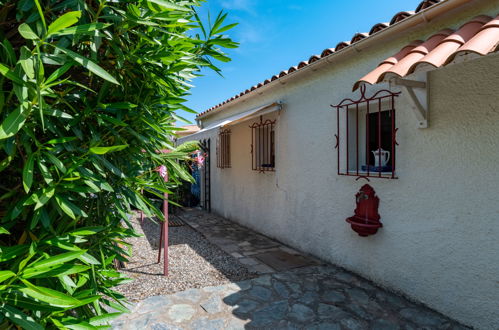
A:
416;0;441;13
297;61;308;69
196;0;447;119
380;29;452;79
409;15;491;73
370;23;389;35
176;124;200;135
351;32;369;43
447;14;499;60
390;11;415;25
354;15;499;90
335;41;351;51
309;55;321;63
353;40;423;91
321;48;335;57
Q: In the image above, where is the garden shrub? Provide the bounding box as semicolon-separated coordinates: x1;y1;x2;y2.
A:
0;0;237;328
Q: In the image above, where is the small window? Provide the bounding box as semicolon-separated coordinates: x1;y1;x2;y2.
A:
332;86;400;179
217;129;231;169
250;116;276;172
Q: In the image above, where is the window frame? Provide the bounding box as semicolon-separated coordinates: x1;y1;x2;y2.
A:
216;128;231;169
332;86;400;180
250;116;276;172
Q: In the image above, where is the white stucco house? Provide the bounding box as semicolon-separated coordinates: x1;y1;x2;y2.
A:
178;0;499;328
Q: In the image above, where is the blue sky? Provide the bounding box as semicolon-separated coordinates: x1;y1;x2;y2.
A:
178;0;423;125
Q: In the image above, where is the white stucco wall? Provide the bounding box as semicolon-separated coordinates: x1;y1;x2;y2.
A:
180;3;499;329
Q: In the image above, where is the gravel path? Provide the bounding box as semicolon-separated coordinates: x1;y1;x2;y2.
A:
115;213;256;302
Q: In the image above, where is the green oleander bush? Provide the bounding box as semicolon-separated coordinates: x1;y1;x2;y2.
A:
0;0;236;328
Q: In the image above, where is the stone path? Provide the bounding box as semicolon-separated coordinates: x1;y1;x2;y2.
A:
112;208;467;329
112;265;466;329
176;208;321;275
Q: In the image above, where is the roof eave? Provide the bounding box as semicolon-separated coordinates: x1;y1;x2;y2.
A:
197;0;473;121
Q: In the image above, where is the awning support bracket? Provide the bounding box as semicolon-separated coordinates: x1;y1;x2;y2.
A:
390;77;428;129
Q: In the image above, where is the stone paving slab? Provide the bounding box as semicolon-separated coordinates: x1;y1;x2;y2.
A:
176;208;320;274
112;265;467;330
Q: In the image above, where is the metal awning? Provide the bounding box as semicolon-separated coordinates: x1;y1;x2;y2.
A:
182;102;282;140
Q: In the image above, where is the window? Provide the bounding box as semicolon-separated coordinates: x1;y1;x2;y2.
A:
250;116;276;172
217;129;231;168
332;86;400;179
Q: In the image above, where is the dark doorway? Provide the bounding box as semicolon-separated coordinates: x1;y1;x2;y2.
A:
200;139;211;212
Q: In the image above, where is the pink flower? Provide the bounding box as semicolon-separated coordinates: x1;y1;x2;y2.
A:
156;165;168;181
196;155;205;166
191;150;205;168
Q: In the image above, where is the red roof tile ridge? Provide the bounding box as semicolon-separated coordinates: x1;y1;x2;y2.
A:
354;14;499;91
352;40;423;91
379;29;453;80
390;11;416;25
370;22;390;35
445;14;499;63
408;15;491;73
197;0;444;119
320;48;335;57
416;0;440;13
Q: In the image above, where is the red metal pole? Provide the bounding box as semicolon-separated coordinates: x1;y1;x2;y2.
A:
391;96;396;179
366;100;370;177
378;99;382;177
336;108;340;175
356;103;359;176
163;174;169;276
140;189;144;224
155;172;169;275
157;221;163;263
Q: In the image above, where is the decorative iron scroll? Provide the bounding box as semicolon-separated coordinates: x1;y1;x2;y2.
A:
217;129;231;169
331;85;400;180
250;116;276;172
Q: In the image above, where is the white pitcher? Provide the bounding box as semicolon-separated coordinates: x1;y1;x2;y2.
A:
372;148;390;167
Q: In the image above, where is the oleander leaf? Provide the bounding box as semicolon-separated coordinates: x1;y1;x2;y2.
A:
0;304;43;330
0;103;31;140
23;153;35;193
18;23;39;40
47;11;82;36
52;45;119;85
89;144;129;155
19;281;82;307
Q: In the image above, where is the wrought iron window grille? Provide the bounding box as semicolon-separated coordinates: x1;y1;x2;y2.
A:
217;129;231;169
250;116;276;172
331;85;400;180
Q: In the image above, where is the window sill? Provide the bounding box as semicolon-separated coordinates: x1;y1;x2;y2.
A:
345;170;396;179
